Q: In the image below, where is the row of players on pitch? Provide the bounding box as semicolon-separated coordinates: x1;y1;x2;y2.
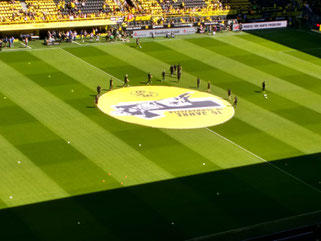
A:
94;66;267;108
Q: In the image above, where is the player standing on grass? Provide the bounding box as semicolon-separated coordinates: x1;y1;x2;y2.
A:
228;89;231;101
207;81;211;92
147;72;153;85
123;74;129;87
109;78;113;91
262;81;266;92
97;85;101;95
136;38;141;48
197;77;200;89
95;95;99;107
177;71;181;83
170;65;174;77
177;64;182;75
233;96;238;108
162;70;166;82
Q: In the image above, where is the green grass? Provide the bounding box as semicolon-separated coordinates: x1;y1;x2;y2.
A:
0;28;321;241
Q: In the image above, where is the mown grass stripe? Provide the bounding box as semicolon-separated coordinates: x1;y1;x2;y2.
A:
0;56;172;186
96;42;321;155
31;48;224;177
188;37;321;96
0;91;121;198
35;47;261;169
0;198;7;209
55;47;266;164
221;34;321;83
240;29;321;57
163;38;321;135
92;44;302;158
31;47;314;223
0;133;69;208
93;43;321;195
282;49;321;66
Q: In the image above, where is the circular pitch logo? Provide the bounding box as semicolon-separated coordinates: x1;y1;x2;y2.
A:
97;86;234;129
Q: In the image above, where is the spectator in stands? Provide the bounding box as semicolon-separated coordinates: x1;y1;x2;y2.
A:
3;36;8;48
9;36;14;48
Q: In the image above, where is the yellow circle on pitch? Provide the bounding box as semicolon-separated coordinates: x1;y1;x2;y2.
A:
98;86;234;129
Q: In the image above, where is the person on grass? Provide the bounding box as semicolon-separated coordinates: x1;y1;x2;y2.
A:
162;70;166;82
233;96;238;108
177;71;181;83
177;64;182;74
197;77;200;89
262;81;266;92
109;78;113;91
97;85;101;95
147;72;153;85
95;95;99;107
123;74;129;87
170;65;174;77
136;38;141;48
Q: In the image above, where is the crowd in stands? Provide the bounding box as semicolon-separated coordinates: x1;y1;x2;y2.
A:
0;36;15;50
0;0;240;24
0;0;311;25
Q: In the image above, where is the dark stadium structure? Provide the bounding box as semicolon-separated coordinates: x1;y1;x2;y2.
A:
1;0;321;241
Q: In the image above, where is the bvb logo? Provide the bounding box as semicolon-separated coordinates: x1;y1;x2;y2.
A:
131;90;158;98
98;86;234;129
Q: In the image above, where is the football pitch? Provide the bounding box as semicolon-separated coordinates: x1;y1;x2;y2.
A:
1;28;321;241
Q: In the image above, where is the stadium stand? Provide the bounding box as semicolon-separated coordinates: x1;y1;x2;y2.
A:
158;0;207;13
0;0;305;28
0;0;23;23
131;0;162;15
102;0;120;13
245;0;301;22
55;0;104;14
25;0;59;21
204;0;223;11
223;0;249;12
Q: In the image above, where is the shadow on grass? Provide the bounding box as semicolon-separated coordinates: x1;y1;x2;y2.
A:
248;28;321;59
1;153;321;241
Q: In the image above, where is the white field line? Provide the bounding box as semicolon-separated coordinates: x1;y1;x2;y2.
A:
20;42;31;49
58;47;321;196
22;46;321;240
0;48;30;52
72;41;81;45
185;208;321;241
0;47;58;53
14;39;321;195
59;47;123;84
206;128;321;194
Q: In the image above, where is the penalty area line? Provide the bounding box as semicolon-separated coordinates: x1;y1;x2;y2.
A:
59;47;122;84
206;128;321;194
